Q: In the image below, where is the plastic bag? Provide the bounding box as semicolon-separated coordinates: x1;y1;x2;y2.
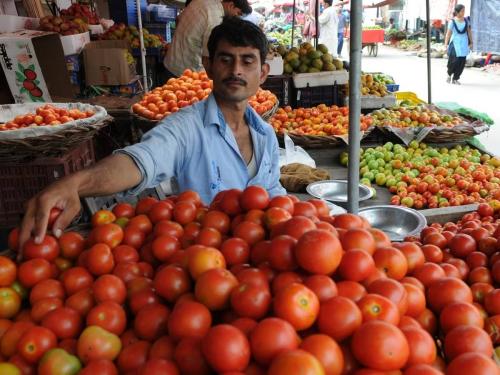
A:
279;134;316;168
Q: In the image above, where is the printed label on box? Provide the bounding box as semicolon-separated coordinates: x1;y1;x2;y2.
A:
0;37;51;103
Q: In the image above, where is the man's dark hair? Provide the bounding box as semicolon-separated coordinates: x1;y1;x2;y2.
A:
324;0;333;6
208;17;268;64
223;0;252;16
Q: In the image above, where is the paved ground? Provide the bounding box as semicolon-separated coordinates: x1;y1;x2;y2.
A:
354;45;500;155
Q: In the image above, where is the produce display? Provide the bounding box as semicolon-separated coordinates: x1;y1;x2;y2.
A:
0;105;95;131
60;3;100;25
39;15;89;35
132;70;277;121
279;42;345;74
2;186;500;374
341;141;500;209
372;73;395;85
360;74;390;96
99;24;165;49
270;104;373;136
370;105;465;128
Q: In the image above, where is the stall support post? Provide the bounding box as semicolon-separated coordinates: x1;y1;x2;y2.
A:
137;0;149;92
347;0;362;214
291;0;297;48
426;0;432;103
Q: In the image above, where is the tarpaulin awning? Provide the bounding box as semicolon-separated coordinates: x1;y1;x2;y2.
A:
362;0;399;8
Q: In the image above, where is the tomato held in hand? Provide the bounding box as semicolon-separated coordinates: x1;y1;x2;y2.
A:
23;235;60;261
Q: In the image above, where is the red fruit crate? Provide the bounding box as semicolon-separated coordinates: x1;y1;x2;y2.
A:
0;140;96;229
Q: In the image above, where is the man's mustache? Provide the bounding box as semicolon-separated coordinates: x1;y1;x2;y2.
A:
223;76;247;86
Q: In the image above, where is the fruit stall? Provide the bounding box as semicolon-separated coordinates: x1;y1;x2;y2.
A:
1;1;500;374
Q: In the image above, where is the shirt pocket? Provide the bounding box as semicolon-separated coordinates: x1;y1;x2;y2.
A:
250;149;273;186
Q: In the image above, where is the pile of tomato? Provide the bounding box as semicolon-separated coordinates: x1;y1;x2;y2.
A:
1;187;500;374
0;105;95;131
270;105;373;137
131;70;277;121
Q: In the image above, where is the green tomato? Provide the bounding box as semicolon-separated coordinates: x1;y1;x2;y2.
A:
386;177;397;187
363;171;375;182
383;142;394;151
360;166;370;176
409;140;419;149
375;173;387;186
38;349;81;375
360;178;372;187
368;160;379;171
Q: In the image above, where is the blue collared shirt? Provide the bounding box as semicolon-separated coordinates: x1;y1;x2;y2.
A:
117;94;286;204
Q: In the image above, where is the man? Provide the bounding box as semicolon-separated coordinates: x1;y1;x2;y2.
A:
164;0;252;78
337;5;346;56
20;17;285;248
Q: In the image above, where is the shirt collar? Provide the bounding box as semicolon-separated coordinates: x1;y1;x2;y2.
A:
204;94;267;136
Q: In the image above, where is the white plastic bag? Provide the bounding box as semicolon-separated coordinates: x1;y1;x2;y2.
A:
279;134;316;168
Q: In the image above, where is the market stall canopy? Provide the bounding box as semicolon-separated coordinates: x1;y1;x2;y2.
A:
362;0;399;8
471;0;500;54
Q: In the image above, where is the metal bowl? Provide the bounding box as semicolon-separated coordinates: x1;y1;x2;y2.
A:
306;180;373;208
359;205;427;241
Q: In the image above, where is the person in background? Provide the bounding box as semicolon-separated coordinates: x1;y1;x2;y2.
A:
163;0;252;79
444;4;473;84
318;0;339;57
242;7;265;29
336;5;346;56
19;17;285;251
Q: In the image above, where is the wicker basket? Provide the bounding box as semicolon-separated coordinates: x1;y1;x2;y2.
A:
276;126;374;149
0;103;112;162
423;122;490;143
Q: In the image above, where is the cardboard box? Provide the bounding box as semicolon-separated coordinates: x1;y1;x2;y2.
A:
0;15;39;33
83;40;135;86
105;76;143;96
0;30;74;103
60;31;91;56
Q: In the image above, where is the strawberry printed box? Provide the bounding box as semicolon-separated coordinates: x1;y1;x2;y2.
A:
0;30;73;103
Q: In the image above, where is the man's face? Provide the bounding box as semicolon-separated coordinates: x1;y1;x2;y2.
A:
207;40;269;103
223;1;243;16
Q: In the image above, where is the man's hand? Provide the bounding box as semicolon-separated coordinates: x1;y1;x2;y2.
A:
19;178;81;258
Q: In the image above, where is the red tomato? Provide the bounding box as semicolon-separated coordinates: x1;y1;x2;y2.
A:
86;244;114;276
233;221;266;246
0;321;34;358
249;317;300;366
93;275;126;304
195;268;238;311
300;334;343;375
294;229;342;275
65;288;95;317
292;201;318;218
440;302;484;334
173;201;197;225
236;267;269;288
372;246;408;280
31;297;63;323
271;271;302;295
79;359;118;375
338;249;376;282
396;242;425;273
263;207;292;230
201;324;250;373
445;352;499;375
117;340;150;373
167;300;212;341
148;201;172;223
41;307;82;339
269;195;294;214
240;186;269;211
268;349;324;375
273;283;319;331
129;215;153;235
412;263;446;288
113;245;139;264
268;235;298;271
77;326;122;364
484;315;500;345
426;277;473;313
484;289;500;315
60;267;93;296
113;203;135;219
187;246;226;280
317;296;362;342
87;302;127;336
134;303;169;341
0;256;16;287
154;265;191;303
0;287;20;319
23;235;59;261
280;216;316;240
149;335;175;360
336;280;367;302
152;235;180;262
471;282;494;304
401;326;436;367
220;237;250;266
91;210;116;227
357;293;400;325
128;288;160;315
351;320;409;371
91;224;123;249
201;210;231;234
303;275;337;302
449;233;477;258
173;337;211;375
17;326;57;363
18;258;52;288
7;227;19;251
367;278;408;316
138;359;179;375
341;229;376;255
58;232;85;260
122;225;146;249
403;282;426;318
444;325;493;360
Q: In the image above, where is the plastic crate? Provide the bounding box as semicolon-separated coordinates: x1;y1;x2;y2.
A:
386;83;400;92
261;75;294;107
0;141;96;229
295;84;343;108
108;0;147;26
145;22;172;43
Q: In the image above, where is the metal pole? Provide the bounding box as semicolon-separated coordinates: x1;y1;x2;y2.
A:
314;0;319;48
347;0;362;214
137;0;149;92
425;0;431;103
291;0;296;48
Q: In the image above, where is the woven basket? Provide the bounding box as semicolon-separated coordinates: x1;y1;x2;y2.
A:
423;122;490;143
0;103;112;162
276;127;374;149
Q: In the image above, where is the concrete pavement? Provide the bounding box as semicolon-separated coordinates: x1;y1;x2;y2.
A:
355;45;500;155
